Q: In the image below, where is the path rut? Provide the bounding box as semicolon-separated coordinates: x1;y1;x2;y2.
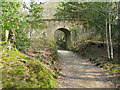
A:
58;50;115;88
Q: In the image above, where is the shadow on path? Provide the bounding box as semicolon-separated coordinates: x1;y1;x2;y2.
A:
58;50;115;88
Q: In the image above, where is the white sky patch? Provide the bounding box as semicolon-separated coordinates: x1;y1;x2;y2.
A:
2;0;120;2
24;0;48;3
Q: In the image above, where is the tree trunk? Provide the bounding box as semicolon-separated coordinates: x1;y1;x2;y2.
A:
118;1;120;63
108;4;113;59
106;19;110;59
5;30;9;41
6;29;16;50
106;2;114;59
106;3;111;59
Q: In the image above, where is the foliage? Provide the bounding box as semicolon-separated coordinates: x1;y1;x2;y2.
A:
15;27;31;51
2;2;21;33
24;2;45;30
1;2;30;50
54;2;118;42
2;47;57;88
1;2;45;51
16;2;45;51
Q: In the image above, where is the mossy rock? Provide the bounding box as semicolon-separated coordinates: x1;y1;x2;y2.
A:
2;49;57;88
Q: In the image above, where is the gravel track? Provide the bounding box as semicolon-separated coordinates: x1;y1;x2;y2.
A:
58;50;115;88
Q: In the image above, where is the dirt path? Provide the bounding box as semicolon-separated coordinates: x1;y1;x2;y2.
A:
58;50;115;88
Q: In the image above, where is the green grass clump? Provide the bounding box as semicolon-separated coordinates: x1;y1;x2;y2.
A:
109;69;120;74
2;48;57;88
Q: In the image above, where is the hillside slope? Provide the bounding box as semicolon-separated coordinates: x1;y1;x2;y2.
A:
2;48;57;88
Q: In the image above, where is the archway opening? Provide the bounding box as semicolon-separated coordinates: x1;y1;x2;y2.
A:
54;28;71;50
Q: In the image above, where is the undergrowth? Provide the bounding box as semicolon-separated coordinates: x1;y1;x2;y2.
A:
25;38;61;76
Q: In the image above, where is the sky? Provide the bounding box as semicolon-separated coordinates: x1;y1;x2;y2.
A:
3;0;120;2
24;0;50;3
23;0;120;3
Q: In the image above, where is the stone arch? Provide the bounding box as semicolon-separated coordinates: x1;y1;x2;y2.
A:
54;28;71;50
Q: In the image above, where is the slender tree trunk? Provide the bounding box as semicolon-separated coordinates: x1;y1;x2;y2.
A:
106;2;114;59
106;3;111;59
118;1;120;63
106;19;110;59
108;5;113;59
6;29;16;50
109;24;114;59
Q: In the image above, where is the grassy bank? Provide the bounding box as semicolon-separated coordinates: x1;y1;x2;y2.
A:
2;47;57;88
1;37;60;88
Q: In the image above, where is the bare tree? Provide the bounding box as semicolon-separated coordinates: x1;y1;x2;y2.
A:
106;2;111;59
106;2;114;59
118;1;120;63
108;3;113;59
